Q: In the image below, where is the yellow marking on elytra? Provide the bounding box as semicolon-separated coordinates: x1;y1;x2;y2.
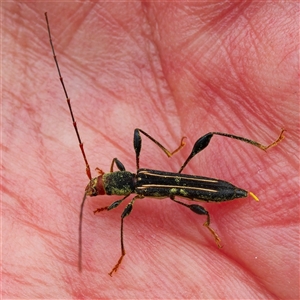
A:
138;184;217;193
249;191;259;202
138;170;218;183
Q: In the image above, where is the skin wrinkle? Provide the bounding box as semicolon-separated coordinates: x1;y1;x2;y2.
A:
144;38;182;137
112;11;174;130
216;54;260;122
217;56;274;132
137;10;180;138
140;39;175;123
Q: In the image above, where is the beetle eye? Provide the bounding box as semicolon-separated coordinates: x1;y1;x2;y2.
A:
92;187;97;196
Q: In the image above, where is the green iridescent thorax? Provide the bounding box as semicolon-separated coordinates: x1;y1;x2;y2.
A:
102;171;135;195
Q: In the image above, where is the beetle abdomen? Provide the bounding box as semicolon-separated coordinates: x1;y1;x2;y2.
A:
135;169;247;201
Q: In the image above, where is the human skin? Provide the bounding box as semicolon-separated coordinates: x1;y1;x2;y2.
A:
2;2;299;299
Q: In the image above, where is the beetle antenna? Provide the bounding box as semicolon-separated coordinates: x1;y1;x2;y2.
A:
44;12;92;180
78;192;88;272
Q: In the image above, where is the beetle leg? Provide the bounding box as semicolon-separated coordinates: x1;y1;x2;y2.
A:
109;195;143;276
178;129;285;173
93;194;131;214
170;197;222;248
134;128;186;170
110;158;126;172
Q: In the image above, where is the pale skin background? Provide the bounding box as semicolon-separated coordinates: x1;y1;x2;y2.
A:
2;2;299;299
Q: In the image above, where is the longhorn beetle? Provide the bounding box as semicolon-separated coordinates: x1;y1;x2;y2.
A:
45;12;285;276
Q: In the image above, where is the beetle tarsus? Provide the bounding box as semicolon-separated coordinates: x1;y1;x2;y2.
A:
203;221;222;248
109;252;125;276
94;207;108;214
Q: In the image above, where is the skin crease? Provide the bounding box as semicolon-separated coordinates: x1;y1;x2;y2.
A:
2;2;299;299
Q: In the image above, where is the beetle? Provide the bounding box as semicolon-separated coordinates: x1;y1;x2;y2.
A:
83;128;284;275
44;12;285;276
